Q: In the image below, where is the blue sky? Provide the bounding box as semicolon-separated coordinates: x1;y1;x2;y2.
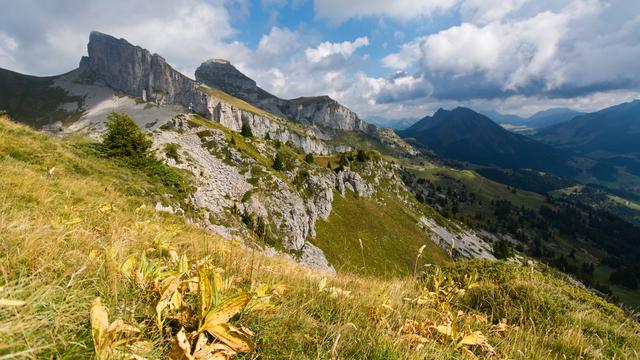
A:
1;0;640;125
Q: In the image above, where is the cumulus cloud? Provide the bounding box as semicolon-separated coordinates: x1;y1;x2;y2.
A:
314;0;459;23
380;0;640;104
305;37;369;63
0;0;247;76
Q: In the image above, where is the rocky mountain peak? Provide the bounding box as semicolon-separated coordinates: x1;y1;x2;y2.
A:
195;58;257;93
78;31;196;107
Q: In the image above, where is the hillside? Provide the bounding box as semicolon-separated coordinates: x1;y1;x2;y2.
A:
2;115;640;358
400;163;640;305
398;107;579;177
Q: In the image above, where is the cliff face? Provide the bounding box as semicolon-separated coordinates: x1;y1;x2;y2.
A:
78;31;341;154
194;60;378;134
79;31;201;110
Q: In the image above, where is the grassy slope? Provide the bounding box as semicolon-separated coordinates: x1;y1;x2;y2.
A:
1;117;640;359
409;163;640;307
313;192;449;277
0;68;83;128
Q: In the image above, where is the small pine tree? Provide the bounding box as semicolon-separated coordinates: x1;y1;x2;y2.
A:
102;111;152;159
230;136;236;146
241;123;253;138
304;153;315;164
327;161;332;169
273;152;285;171
264;132;271;140
356;149;369;162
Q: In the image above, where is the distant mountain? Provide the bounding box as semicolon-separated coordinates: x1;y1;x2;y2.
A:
397;107;578;176
536;100;640;155
536;100;640;178
483;108;583;135
528;108;583;128
480;110;526;125
366;115;418;130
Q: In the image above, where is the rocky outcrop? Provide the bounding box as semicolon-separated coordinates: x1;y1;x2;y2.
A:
79;31;201;110
149;117;374;272
418;216;495;260
78;32;342;154
195;59;377;134
337;169;375;198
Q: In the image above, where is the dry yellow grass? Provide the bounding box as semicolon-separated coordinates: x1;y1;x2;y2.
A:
1;116;639;359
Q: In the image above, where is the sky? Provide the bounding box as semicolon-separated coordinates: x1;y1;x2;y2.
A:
1;0;640;126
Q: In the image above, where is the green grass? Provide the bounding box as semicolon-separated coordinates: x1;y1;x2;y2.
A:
314;192;449;277
412;165;545;211
2;116;640;359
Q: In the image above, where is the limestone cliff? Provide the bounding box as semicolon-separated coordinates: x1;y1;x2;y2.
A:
195;59;377;134
77;31;340;154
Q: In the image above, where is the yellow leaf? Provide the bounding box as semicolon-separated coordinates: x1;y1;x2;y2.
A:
198;269;214;317
108;319;140;336
459;331;488;346
200;293;251;334
99;203;115;213
318;277;327;292
172;328;194;360
121;255;138;278
435;324;452;338
90;297;110;356
179;254;189;273
206;323;254;353
0;298;26;307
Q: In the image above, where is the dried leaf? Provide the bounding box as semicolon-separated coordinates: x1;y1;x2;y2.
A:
108;319;140;336
171;328;194;360
206;323;254;353
121;255;138;278
0;298;26;307
459;331;488;346
435;324;452;338
200;293;251;334
318;277;327;292
90;297;110;355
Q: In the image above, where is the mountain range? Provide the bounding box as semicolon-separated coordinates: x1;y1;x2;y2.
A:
482;108;584;134
397;107;579;176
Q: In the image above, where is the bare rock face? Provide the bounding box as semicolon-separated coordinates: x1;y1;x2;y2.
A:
288;96;376;134
195;59;257;95
337;169;375;198
195;59;377;135
79;32;200;109
79;32;341;155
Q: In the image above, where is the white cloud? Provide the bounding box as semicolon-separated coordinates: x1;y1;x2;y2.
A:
460;0;528;24
0;0;247;76
314;0;458;23
305;37;369;63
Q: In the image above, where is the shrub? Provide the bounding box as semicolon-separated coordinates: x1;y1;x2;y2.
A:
102;111;152;159
304;153;315;164
356;149;370;162
273;152;285;171
241;122;253;138
164;143;181;163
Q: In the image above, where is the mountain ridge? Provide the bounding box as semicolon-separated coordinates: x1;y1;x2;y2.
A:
398;107;579;176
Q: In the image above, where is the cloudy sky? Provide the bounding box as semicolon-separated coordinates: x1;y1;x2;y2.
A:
2;0;640;125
